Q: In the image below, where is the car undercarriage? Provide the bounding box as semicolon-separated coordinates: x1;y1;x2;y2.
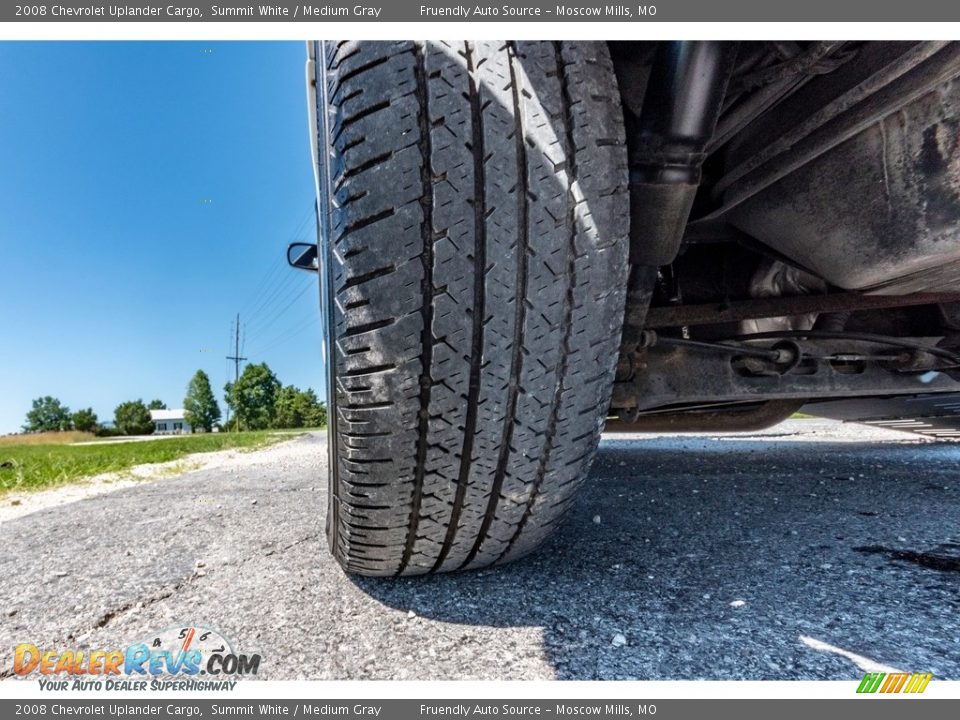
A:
604;40;960;432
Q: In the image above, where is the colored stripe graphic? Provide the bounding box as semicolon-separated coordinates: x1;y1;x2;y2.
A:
857;673;886;693
880;673;907;693
907;674;933;694
857;672;932;694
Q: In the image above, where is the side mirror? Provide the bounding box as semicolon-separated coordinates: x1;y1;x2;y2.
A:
287;242;319;272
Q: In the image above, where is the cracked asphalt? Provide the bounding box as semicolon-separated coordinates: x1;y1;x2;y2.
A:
2;420;958;680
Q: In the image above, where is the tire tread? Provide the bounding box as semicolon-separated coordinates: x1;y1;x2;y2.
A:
321;40;628;576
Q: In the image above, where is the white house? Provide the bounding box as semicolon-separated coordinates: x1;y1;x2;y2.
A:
150;409;192;435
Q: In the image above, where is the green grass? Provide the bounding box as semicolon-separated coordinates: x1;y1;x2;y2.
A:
0;431;307;495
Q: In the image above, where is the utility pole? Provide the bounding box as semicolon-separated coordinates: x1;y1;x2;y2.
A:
226;313;247;433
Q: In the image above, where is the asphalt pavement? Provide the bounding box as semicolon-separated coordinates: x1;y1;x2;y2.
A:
1;420;958;680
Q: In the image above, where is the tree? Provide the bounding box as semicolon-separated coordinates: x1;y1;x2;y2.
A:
72;408;98;433
183;370;220;432
23;396;72;432
224;363;281;431
114;400;155;436
272;385;302;429
147;399;167;410
297;388;327;428
272;386;327;429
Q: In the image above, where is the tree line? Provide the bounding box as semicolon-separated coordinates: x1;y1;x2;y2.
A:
21;363;326;435
223;362;326;431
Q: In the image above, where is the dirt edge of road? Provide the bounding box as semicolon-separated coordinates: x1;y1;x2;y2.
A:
0;433;314;523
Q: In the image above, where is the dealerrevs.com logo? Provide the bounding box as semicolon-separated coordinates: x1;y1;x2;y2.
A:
13;625;261;691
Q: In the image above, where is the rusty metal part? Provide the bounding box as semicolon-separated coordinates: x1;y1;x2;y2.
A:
709;42;850;152
732;42;850;94
605;400;804;433
621;265;658;347
724;330;960;365
740;258;828;334
719;43;960;294
610;339;960;412
712;41;955;208
643;292;960;329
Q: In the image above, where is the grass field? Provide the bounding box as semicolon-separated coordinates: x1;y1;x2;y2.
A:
0;431;97;446
0;431;312;495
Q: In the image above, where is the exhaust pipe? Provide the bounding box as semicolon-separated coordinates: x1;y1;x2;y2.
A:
628;41;738;266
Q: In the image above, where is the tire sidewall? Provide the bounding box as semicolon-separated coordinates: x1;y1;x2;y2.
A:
313;40;341;558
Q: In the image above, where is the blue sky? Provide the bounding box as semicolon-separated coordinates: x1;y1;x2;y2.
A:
0;42;323;434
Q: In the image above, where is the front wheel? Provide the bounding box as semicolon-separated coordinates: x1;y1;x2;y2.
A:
314;40;629;576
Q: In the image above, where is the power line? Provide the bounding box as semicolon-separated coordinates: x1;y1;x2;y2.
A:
238;202;316;322
246;314;320;360
244;275;317;340
246;303;319;353
243;270;309;334
239;258;285;319
239;203;314;309
246;278;316;338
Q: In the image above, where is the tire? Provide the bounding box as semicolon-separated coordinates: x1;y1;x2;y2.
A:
315;40;629;576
